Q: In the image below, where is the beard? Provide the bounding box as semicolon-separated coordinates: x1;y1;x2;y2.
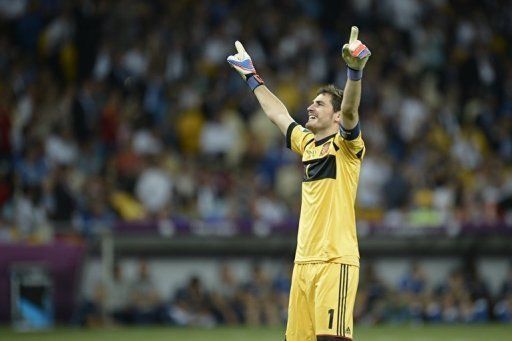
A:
305;119;318;132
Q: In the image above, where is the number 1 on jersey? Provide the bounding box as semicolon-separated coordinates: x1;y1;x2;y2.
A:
328;308;334;329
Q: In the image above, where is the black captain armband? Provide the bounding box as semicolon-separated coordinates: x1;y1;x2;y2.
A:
347;67;363;81
246;74;264;92
339;122;360;140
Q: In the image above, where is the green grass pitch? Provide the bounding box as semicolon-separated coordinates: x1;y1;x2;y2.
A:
1;324;511;340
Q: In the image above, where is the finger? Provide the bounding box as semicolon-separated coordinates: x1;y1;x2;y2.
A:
235;41;246;54
349;26;359;44
342;44;351;60
342;44;350;55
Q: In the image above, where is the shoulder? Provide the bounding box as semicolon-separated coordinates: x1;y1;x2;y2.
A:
286;122;314;149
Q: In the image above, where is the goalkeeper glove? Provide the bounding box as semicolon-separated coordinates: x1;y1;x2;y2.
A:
227;41;264;91
342;26;371;81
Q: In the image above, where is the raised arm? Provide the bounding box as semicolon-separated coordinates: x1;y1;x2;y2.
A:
340;27;371;130
227;41;294;135
252;86;294;135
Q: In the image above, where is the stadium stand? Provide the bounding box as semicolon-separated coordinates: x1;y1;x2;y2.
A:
0;0;511;328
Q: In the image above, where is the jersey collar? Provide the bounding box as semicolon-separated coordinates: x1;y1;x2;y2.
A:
314;133;337;147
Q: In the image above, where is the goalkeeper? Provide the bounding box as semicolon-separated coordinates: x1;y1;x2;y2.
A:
227;26;370;341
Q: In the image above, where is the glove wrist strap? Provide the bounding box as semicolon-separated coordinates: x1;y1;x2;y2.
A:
347;67;363;81
246;74;264;91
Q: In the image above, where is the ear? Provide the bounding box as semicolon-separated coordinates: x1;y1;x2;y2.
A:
333;110;342;124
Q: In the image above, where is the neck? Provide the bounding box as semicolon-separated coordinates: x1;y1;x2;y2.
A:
314;125;339;141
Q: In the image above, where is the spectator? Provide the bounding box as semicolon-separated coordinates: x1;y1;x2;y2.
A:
500;262;512;298
210;264;243;325
16;144;49;187
14;184;51;241
134;155;172;217
242;264;280;326
167;276;216;327
46;165;76;223
494;294;512;323
130;260;163;324
399;262;426;295
356;262;388;325
75;281;108;327
104;263;131;325
272;263;292;324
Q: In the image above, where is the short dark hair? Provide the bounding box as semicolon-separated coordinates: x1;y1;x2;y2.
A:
317;85;343;112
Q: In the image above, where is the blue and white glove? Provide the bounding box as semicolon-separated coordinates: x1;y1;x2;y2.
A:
342;26;371;81
227;41;264;91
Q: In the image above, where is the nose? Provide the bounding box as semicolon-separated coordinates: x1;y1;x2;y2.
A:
307;103;314;112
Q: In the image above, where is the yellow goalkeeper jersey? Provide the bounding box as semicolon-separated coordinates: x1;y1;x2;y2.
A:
286;122;365;266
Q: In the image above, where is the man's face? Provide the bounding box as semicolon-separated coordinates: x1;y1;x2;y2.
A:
305;93;340;132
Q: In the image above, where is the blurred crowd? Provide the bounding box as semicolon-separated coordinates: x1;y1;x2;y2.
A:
76;261;291;327
0;0;512;241
76;260;512;327
357;261;512;325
